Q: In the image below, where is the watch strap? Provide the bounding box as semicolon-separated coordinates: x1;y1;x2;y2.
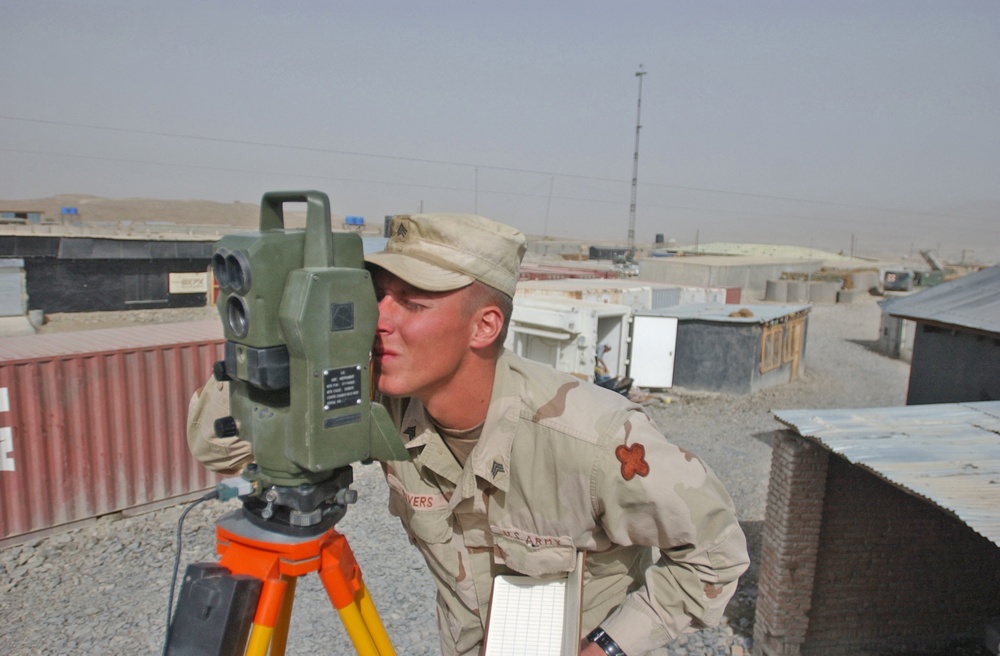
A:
586;627;626;656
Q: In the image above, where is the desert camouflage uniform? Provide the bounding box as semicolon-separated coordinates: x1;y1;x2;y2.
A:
381;350;749;656
185;350;749;656
187;378;252;476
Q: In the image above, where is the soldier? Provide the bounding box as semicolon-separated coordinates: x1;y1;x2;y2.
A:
188;213;749;656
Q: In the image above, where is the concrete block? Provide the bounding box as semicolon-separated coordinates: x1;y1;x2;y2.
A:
808;281;839;303
786;280;809;303
837;289;863;304
765;279;788;302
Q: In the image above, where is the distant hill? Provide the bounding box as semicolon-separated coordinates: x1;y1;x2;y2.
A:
0;194;261;227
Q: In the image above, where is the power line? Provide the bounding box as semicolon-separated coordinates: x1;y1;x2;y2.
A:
0;146;630;202
0;115;614;182
11;144;995;238
0;147;476;194
0;114;993;225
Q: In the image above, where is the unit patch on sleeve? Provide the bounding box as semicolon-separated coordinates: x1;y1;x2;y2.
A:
615;420;649;481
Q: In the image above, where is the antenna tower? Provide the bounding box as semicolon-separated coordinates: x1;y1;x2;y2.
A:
627;65;647;260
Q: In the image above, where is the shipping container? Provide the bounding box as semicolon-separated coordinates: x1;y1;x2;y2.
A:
516;278;729;313
0;320;224;546
516;280;653;313
505;298;633;383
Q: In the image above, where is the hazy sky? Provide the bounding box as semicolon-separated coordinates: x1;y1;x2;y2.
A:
2;1;998;261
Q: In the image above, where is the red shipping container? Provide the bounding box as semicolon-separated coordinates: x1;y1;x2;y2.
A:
0;320;224;546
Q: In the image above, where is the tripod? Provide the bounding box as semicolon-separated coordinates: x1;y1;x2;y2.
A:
217;509;395;656
168;507;396;656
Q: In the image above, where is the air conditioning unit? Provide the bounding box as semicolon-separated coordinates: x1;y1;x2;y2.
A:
505;298;632;383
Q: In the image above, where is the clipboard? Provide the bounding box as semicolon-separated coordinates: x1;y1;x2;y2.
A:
482;551;586;656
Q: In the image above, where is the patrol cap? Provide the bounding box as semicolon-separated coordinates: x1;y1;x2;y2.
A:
365;213;526;298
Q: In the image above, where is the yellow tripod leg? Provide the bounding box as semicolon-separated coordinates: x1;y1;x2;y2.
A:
266;575;297;656
356;583;395;656
245;624;274;656
336;597;384;656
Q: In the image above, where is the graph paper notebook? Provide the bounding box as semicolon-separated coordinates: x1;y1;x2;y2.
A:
482;551;586;656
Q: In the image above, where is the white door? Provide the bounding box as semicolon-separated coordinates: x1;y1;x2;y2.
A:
628;315;678;389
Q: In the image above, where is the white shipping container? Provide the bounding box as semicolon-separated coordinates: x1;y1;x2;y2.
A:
515;279;653;313
516;278;728;313
677;286;728;305
505;298;632;382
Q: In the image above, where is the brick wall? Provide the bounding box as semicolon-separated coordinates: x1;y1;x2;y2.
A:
802;455;1000;654
754;431;830;656
754;432;1000;655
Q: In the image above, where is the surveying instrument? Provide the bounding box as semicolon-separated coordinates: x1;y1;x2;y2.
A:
164;191;409;656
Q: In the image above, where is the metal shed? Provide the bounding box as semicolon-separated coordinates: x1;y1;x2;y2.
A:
876;295;915;361
634;303;810;395
756;401;1000;655
884;265;1000;405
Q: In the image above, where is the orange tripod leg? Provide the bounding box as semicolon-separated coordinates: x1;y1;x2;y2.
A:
217;540;290;656
245;577;285;656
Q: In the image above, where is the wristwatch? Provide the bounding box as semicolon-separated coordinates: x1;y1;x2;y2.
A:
586;627;626;656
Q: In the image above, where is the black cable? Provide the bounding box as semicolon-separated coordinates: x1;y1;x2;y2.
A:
161;489;219;656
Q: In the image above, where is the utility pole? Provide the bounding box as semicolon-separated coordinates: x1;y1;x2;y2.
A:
627;65;646;261
544;174;554;237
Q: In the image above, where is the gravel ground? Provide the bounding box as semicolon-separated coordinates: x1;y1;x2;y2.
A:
1;296;915;655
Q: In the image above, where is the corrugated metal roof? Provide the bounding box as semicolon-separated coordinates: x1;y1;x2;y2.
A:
640;303;811;324
773;401;1000;547
884;265;1000;334
0;320;222;363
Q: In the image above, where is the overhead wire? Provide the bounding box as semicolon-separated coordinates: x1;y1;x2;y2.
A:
0;114;993;233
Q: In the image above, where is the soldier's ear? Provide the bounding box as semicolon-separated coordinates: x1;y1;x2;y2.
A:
470;305;504;351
